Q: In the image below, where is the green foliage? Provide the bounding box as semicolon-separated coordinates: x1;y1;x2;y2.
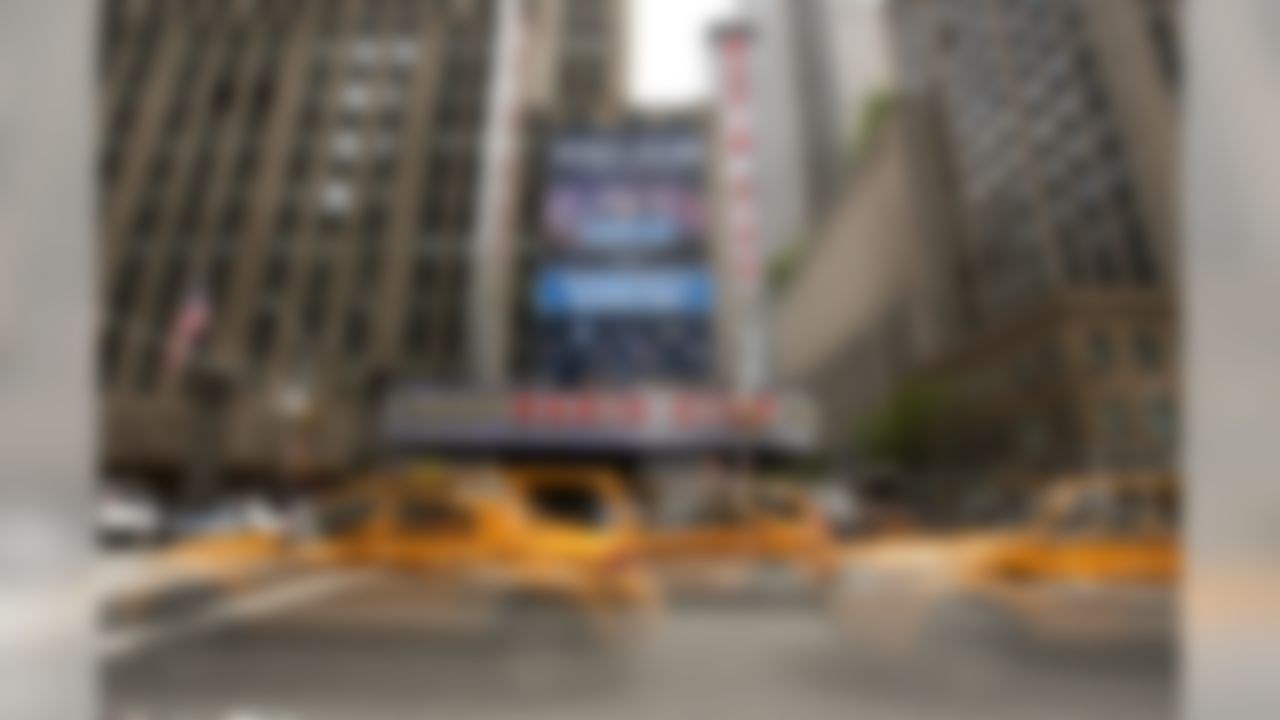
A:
849;90;895;164
767;242;803;294
855;378;956;469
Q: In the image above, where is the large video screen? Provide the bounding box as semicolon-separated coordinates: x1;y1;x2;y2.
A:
543;127;707;251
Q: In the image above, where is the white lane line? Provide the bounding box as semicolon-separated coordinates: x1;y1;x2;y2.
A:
102;569;382;662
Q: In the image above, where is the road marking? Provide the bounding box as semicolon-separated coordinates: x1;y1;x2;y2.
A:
102;569;380;661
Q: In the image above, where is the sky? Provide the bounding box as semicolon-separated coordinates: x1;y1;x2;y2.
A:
628;0;742;108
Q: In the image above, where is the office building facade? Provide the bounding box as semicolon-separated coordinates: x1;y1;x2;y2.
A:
775;0;1182;491
98;0;628;482
739;0;893;256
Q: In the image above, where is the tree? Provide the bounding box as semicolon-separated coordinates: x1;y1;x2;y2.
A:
848;90;895;165
855;378;957;470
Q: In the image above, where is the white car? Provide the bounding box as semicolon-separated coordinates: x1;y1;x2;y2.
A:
97;485;162;547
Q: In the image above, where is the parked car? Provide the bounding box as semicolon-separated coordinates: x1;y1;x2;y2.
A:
97;483;162;548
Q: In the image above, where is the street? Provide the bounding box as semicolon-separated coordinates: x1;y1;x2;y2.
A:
107;573;1173;720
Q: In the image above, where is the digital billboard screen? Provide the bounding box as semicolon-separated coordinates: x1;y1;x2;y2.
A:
543;127;707;251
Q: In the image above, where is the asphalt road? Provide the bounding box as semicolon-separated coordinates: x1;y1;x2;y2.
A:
107;574;1174;720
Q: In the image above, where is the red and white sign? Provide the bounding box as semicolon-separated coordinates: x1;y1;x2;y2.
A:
381;386;816;450
716;28;763;297
713;25;769;391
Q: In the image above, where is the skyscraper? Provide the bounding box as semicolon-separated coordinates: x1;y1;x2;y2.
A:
739;0;893;255
889;0;1180;323
98;0;628;482
887;0;1182;474
772;0;1182;488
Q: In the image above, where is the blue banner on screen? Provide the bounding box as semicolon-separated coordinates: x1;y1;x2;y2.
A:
535;268;714;316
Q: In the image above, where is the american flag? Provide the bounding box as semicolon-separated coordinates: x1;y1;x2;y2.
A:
164;284;211;379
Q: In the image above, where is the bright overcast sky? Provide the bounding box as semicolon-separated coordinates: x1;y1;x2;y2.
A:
628;0;742;108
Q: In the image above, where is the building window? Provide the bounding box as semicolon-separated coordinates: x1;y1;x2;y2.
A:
359;243;382;286
403;309;430;354
1087;329;1112;372
302;262;332;335
234;146;258;182
330;129;361;164
1148;10;1180;89
1120;205;1157;285
100;144;123;183
250;75;275;121
1134;329;1164;372
361;206;388;238
1147;394;1176;448
101;328;123;386
220;200;246;235
1103;396;1131;447
391;36;419;67
343;310;368;357
276;206;300;234
208;254;234;309
340;82;372;117
320;179;353;217
261;250;290;296
249;311;277;364
135;345;161;392
131;204;160;236
110;255;144;317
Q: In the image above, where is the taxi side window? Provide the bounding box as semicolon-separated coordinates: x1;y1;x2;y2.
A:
317;496;378;537
1047;486;1111;538
756;495;802;520
1046;485;1177;538
398;498;473;533
1151;490;1179;531
526;483;609;528
692;498;750;526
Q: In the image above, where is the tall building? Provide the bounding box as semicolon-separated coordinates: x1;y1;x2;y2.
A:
889;0;1180;323
739;0;892;255
772;111;947;452
775;0;1182;493
98;0;628;483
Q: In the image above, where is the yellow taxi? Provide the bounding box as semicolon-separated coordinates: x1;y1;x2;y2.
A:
501;465;660;639
830;472;1178;657
645;481;839;596
302;463;659;643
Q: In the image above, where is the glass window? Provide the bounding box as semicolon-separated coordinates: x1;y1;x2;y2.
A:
1134;329;1164;371
340;82;371;115
344;310;368;356
1147;394;1176;447
1103;397;1130;445
1087;329;1112;372
320;179;353;217
249;311;277;364
391;37;419;67
220;200;245;234
403;309;430;354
